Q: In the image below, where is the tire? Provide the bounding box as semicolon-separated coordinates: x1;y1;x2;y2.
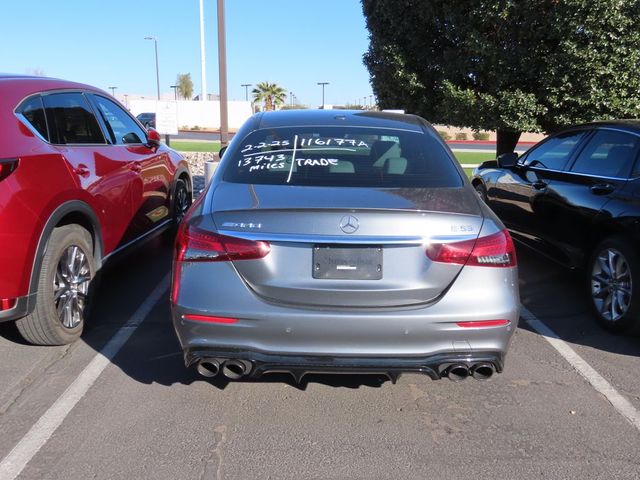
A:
163;179;191;244
474;182;487;202
588;237;640;335
16;225;96;345
172;179;191;225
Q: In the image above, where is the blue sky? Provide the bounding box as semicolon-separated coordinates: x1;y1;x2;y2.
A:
2;0;374;106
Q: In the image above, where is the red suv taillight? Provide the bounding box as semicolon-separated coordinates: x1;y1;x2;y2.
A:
426;229;517;267
0;159;18;182
175;223;270;263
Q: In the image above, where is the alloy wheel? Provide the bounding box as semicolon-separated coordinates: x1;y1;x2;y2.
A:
175;185;190;223
53;245;91;329
591;248;632;322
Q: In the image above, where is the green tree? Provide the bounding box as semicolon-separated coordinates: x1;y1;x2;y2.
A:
362;0;640;155
252;82;287;111
176;73;194;100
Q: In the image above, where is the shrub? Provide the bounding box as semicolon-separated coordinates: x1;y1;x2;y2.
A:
192;125;200;131
437;130;451;141
473;131;491;141
455;132;468;140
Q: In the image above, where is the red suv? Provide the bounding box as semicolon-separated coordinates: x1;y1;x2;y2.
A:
0;75;192;345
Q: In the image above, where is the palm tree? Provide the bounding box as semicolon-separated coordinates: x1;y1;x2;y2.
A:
176;73;194;100
252;82;287;111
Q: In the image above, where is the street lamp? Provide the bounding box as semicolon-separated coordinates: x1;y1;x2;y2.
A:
317;82;329;109
170;85;178;101
289;91;293;106
108;86;117;97
144;36;160;100
241;83;252;101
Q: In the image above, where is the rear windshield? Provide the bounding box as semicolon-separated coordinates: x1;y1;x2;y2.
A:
222;126;462;188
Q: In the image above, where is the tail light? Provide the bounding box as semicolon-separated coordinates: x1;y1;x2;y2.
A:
171;222;270;304
0;159;18;182
175;223;270;263
426;229;516;267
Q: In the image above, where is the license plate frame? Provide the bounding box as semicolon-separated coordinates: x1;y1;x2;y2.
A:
312;245;383;280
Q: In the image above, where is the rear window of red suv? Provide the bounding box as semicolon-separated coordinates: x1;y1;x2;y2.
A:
17;96;48;140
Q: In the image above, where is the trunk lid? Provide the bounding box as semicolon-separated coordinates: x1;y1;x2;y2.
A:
210;182;483;308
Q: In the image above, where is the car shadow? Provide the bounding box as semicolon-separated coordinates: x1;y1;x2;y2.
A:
0;320;30;345
74;234;394;390
517;245;640;358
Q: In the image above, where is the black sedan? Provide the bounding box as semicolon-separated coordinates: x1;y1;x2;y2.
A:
472;121;640;334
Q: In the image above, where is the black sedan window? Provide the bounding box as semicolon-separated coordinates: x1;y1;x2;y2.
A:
223;127;462;188
570;130;640;178
524;131;586;171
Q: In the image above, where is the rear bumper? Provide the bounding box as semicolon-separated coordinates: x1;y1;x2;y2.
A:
172;260;520;374
0;294;33;323
184;346;504;381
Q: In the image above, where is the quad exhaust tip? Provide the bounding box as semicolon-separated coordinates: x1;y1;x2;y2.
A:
446;364;470;382
196;359;220;378
444;363;496;381
222;360;248;380
471;363;495;380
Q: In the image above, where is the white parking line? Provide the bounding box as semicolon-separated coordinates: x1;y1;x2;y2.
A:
521;306;640;432
0;275;170;480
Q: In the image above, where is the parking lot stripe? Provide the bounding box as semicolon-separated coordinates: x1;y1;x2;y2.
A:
521;306;640;432
0;274;170;480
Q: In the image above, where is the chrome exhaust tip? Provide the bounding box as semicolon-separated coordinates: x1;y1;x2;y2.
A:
446;364;470;382
471;363;495;381
222;360;248;380
196;359;221;378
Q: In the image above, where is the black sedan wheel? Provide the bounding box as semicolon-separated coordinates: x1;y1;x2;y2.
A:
474;183;487;202
589;237;640;334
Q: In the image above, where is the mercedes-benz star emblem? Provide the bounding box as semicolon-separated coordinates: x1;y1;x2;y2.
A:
339;215;359;234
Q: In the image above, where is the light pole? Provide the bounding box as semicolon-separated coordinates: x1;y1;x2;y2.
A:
217;0;229;146
108;86;117;97
199;0;207;102
241;83;252;101
370;94;373;109
123;94;129;109
144;36;160;100
317;82;329;109
289;91;293;107
170;85;178;101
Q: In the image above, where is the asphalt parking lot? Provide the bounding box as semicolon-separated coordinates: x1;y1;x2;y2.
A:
1;237;639;480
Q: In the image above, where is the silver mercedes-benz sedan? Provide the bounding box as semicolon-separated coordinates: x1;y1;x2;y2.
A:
171;110;519;383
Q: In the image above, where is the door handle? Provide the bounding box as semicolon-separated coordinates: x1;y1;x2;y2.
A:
532;180;547;190
73;164;90;177
590;183;614;195
129;162;142;173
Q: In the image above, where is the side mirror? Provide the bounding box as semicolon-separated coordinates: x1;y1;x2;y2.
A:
497;152;518;168
146;128;161;148
478;159;498;169
218;146;228;159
